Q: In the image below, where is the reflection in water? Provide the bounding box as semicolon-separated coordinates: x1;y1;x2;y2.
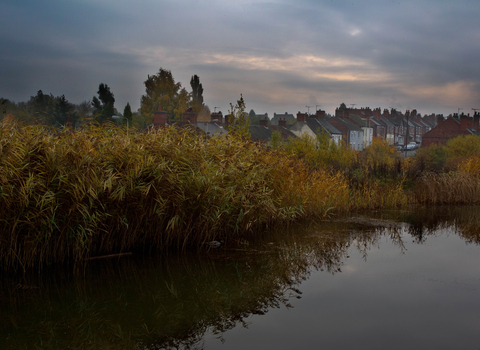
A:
1;206;480;349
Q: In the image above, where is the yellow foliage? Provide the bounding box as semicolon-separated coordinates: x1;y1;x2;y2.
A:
446;135;480;159
283;132;357;169
459;153;480;177
362;137;397;169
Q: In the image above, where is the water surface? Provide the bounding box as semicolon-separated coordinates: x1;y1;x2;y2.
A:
1;206;480;349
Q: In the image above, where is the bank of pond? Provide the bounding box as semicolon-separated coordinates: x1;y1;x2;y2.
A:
1;121;480;268
1;206;480;349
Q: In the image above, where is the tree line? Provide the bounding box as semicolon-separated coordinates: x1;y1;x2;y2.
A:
1;68;208;129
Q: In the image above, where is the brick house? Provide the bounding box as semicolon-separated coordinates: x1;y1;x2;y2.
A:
421;113;480;148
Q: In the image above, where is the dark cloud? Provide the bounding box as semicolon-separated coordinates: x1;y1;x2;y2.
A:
1;0;479;116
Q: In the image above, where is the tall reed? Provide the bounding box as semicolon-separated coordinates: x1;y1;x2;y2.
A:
0;121;348;268
415;172;480;204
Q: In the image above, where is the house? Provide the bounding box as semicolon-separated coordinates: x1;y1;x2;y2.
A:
271;112;296;126
380;116;395;145
196;111;228;138
289;112;342;145
344;113;374;148
421;113;480;148
327;117;364;150
249;117;296;144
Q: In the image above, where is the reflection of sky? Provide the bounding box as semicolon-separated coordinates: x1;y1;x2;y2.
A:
205;227;480;349
1;0;480;116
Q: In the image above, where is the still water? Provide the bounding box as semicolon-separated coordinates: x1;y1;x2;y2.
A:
1;206;480;349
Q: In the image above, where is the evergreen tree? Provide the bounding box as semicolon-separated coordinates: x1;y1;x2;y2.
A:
92;83;115;123
190;75;204;106
123;102;133;125
52;94;76;127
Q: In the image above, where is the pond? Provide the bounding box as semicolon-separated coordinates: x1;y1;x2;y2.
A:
1;206;480;349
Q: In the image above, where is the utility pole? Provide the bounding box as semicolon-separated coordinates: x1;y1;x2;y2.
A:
404;112;409;158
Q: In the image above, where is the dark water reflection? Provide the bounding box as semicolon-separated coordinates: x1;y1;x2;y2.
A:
1;206;480;349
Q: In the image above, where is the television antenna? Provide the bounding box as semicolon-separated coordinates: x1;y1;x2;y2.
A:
316;104;321;111
472;108;479;113
214;107;220;113
458;107;462;115
350;104;356;108
306;106;312;114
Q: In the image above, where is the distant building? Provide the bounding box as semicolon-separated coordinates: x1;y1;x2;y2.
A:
422;113;480;148
271;112;296;126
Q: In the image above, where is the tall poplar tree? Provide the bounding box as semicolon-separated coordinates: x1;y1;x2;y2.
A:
190;75;204;106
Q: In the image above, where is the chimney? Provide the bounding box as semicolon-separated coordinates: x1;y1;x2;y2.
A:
373;108;381;121
154;108;168;126
297;112;307;122
436;115;444;126
260;117;269;127
474;112;479;131
278;118;287;128
460;115;468;131
183;108;197;125
316;110;326;119
211;112;223;126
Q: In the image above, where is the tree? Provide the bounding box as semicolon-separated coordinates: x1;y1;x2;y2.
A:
52;94;76;127
75;100;93;125
92;83;115;123
227;94;250;139
140;68;190;124
248;109;261;125
123;102;133;125
270;130;282;149
190;75;204;106
339;102;347;109
198;104;211;122
27;90;56;124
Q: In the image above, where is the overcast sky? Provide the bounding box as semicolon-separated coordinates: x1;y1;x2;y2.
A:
1;0;479;117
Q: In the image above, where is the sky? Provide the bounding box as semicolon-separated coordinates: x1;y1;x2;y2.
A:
1;0;480;117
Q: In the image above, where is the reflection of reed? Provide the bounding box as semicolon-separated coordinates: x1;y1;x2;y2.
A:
6;210;473;349
0;222;350;349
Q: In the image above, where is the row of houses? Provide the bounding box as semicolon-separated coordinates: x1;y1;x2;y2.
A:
151;107;480;150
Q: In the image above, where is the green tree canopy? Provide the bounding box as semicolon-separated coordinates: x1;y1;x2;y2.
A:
227;94;250;139
52;94;77;127
92;83;115;123
140;68;190;124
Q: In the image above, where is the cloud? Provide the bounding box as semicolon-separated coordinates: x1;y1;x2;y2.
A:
1;0;480;116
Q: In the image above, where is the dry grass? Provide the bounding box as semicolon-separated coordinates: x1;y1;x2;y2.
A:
415;172;480;205
0;121;348;268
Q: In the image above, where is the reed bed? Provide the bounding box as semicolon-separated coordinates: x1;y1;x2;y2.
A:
0;121;348;268
415;172;480;204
